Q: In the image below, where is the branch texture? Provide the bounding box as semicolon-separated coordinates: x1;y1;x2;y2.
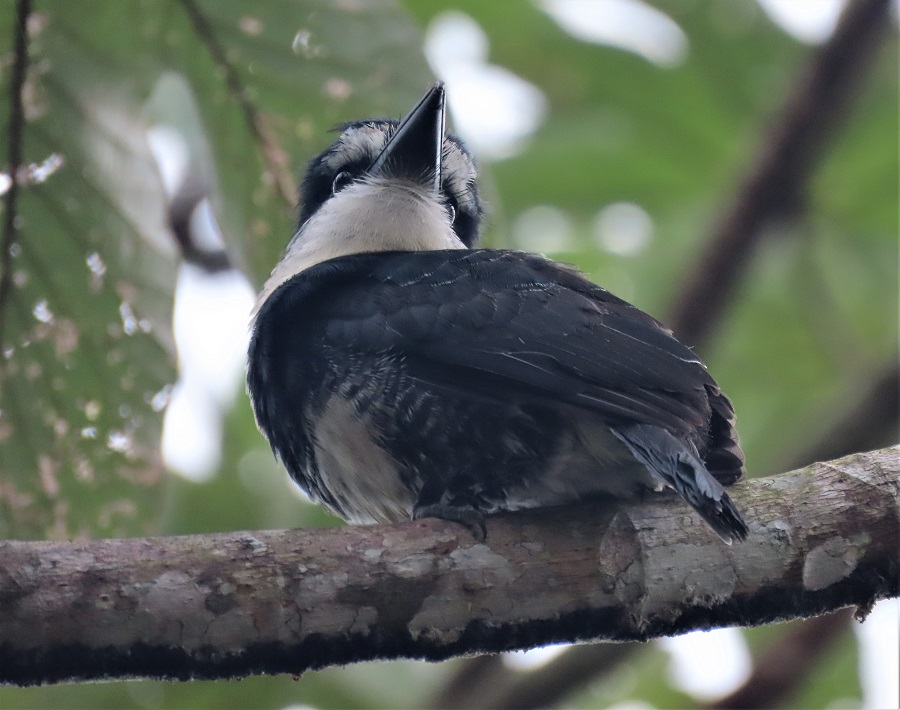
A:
1;448;897;686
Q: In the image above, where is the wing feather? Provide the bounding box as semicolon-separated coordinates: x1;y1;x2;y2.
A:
255;248;745;482
302;250;717;436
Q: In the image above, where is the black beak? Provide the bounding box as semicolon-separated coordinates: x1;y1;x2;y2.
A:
367;82;445;194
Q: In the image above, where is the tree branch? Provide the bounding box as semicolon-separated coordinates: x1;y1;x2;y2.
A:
1;447;897;687
668;0;892;347
452;356;900;710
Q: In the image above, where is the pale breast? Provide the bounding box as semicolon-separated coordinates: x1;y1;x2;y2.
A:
311;394;415;524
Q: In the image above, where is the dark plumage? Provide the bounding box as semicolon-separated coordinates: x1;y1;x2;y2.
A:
248;83;748;543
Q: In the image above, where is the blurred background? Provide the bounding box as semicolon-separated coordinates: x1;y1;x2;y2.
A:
0;0;897;707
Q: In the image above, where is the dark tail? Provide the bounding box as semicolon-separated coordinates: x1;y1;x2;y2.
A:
612;424;749;544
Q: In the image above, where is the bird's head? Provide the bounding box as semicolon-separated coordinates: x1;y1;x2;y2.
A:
298;82;482;247
254;82;483;311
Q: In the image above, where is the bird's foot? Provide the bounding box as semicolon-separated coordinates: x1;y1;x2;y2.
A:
413;503;487;542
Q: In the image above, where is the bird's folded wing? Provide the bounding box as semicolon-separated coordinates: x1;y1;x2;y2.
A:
291;249;721;435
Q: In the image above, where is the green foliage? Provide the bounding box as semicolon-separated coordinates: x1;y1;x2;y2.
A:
0;0;179;539
0;0;430;539
0;0;896;707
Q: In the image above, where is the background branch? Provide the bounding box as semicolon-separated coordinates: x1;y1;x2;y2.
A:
787;357;900;470
668;0;892;348
0;0;31;345
177;0;296;206
708;607;855;710
1;447;897;687
431;642;643;710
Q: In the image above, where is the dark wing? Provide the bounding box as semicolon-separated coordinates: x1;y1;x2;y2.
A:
263;249;744;482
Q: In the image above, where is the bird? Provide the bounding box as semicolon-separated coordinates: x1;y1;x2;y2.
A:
247;82;749;544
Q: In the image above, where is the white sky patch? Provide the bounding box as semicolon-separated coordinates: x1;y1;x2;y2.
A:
513;205;575;253
147;103;256;483
854;598;900;710
537;0;688;67
0;153;65;195
756;0;847;44
146;125;191;197
27;152;64;184
503;643;568;670
171;265;254;410
189;198;231;254
162;381;221;482
659;627;752;701
424;11;547;161
593;202;654;257
162;263;255;482
32;299;53;323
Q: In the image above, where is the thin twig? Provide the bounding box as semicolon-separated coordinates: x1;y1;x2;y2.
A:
0;0;32;347
167;176;233;273
177;0;296;206
787;357;900;470
668;0;892;347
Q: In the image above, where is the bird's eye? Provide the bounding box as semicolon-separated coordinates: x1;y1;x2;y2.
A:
332;171;353;194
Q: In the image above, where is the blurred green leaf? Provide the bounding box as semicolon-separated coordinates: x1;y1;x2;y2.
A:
0;2;177;539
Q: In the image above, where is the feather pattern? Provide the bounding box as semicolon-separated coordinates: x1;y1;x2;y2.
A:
248;248;746;539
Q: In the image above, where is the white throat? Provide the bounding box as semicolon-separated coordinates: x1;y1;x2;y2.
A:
253;178;465;317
